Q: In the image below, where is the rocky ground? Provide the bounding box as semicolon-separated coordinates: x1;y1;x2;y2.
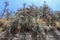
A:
0;30;60;40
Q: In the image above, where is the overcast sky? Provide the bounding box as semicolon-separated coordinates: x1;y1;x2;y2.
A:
0;0;60;13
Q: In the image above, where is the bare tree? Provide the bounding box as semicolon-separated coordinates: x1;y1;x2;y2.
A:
1;2;9;18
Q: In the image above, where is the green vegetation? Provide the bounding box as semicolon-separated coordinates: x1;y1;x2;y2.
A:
0;1;60;33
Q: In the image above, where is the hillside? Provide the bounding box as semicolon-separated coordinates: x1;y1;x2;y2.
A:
0;1;60;40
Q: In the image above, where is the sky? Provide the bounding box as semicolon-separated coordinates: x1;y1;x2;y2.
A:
0;0;60;14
